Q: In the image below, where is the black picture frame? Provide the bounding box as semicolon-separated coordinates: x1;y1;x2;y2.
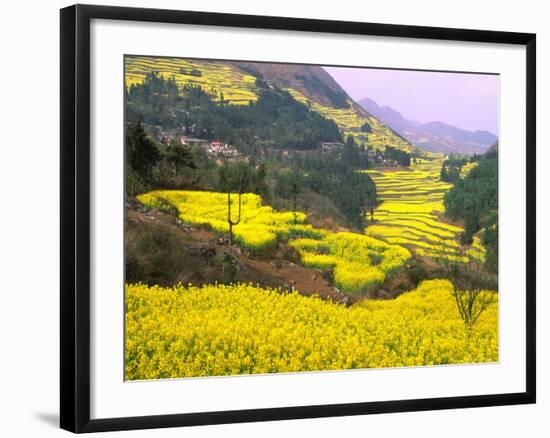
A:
60;4;536;433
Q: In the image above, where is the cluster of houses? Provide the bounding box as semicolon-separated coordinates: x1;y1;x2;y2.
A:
179;136;241;164
157;128;402;167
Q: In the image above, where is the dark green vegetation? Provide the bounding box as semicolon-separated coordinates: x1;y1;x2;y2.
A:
125;120;198;195
444;153;498;272
273;142;375;229
361;122;372;133
439;154;481;183
125;72;377;230
382;145;411;167
126;71;341;150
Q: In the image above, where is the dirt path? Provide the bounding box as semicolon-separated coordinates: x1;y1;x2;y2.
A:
127;203;347;303
240;257;345;303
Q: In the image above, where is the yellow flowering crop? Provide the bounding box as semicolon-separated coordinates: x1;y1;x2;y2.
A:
460;161;478;178
291;231;410;293
286;88;415;153
125;56;259;105
125;280;498;380
366;156;484;260
137;190;312;250
138;190;410;292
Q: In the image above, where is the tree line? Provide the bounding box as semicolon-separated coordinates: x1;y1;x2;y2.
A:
124;72;377;230
125;71;342;150
440;154;478;183
444;152;498;272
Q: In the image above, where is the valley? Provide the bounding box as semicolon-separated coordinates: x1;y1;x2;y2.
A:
123;55;499;379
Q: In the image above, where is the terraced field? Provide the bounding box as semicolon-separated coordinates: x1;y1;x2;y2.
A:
125;56;259;104
126;56;477;261
287;88;414;153
137;190;410;293
365;157;483;259
125;56;414;154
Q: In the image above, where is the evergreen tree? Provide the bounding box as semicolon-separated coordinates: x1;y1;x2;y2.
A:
165;141;196;172
444;155;498;272
343;135;360;163
125;121;160;179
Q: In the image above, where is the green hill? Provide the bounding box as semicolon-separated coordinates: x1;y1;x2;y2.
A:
125;56;421;154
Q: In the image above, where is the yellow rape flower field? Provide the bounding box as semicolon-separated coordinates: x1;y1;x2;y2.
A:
125;55;412;154
365;157;484;260
123;56;499;382
138;190;314;250
125;56;259;105
137;190;411;293
290;232;409;293
125;280;498;380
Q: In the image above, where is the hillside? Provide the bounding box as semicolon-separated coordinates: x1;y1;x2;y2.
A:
125;56;419;154
359;97;498;154
365;157;483;259
137;190;411;295
486;141;499;155
123;56;500;380
231;61;351;108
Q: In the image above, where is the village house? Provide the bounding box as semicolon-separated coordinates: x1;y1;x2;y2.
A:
179;136;209;147
206;141;241;163
179;136;242;163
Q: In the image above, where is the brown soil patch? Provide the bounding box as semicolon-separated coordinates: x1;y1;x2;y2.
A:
189;228;217;241
240;257;345;303
126;203;347;303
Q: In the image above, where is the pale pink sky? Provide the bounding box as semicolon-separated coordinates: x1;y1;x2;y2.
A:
324;66;499;135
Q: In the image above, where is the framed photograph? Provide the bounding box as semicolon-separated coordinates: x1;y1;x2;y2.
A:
60;4;536;433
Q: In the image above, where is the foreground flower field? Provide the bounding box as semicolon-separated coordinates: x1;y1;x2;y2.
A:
125;280;498;380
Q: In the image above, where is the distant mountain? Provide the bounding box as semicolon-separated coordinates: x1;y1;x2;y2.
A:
230;62;419;153
359;97;497;155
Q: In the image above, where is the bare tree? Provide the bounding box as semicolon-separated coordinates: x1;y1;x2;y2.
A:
227;191;241;247
436;247;497;329
219;161;250;246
